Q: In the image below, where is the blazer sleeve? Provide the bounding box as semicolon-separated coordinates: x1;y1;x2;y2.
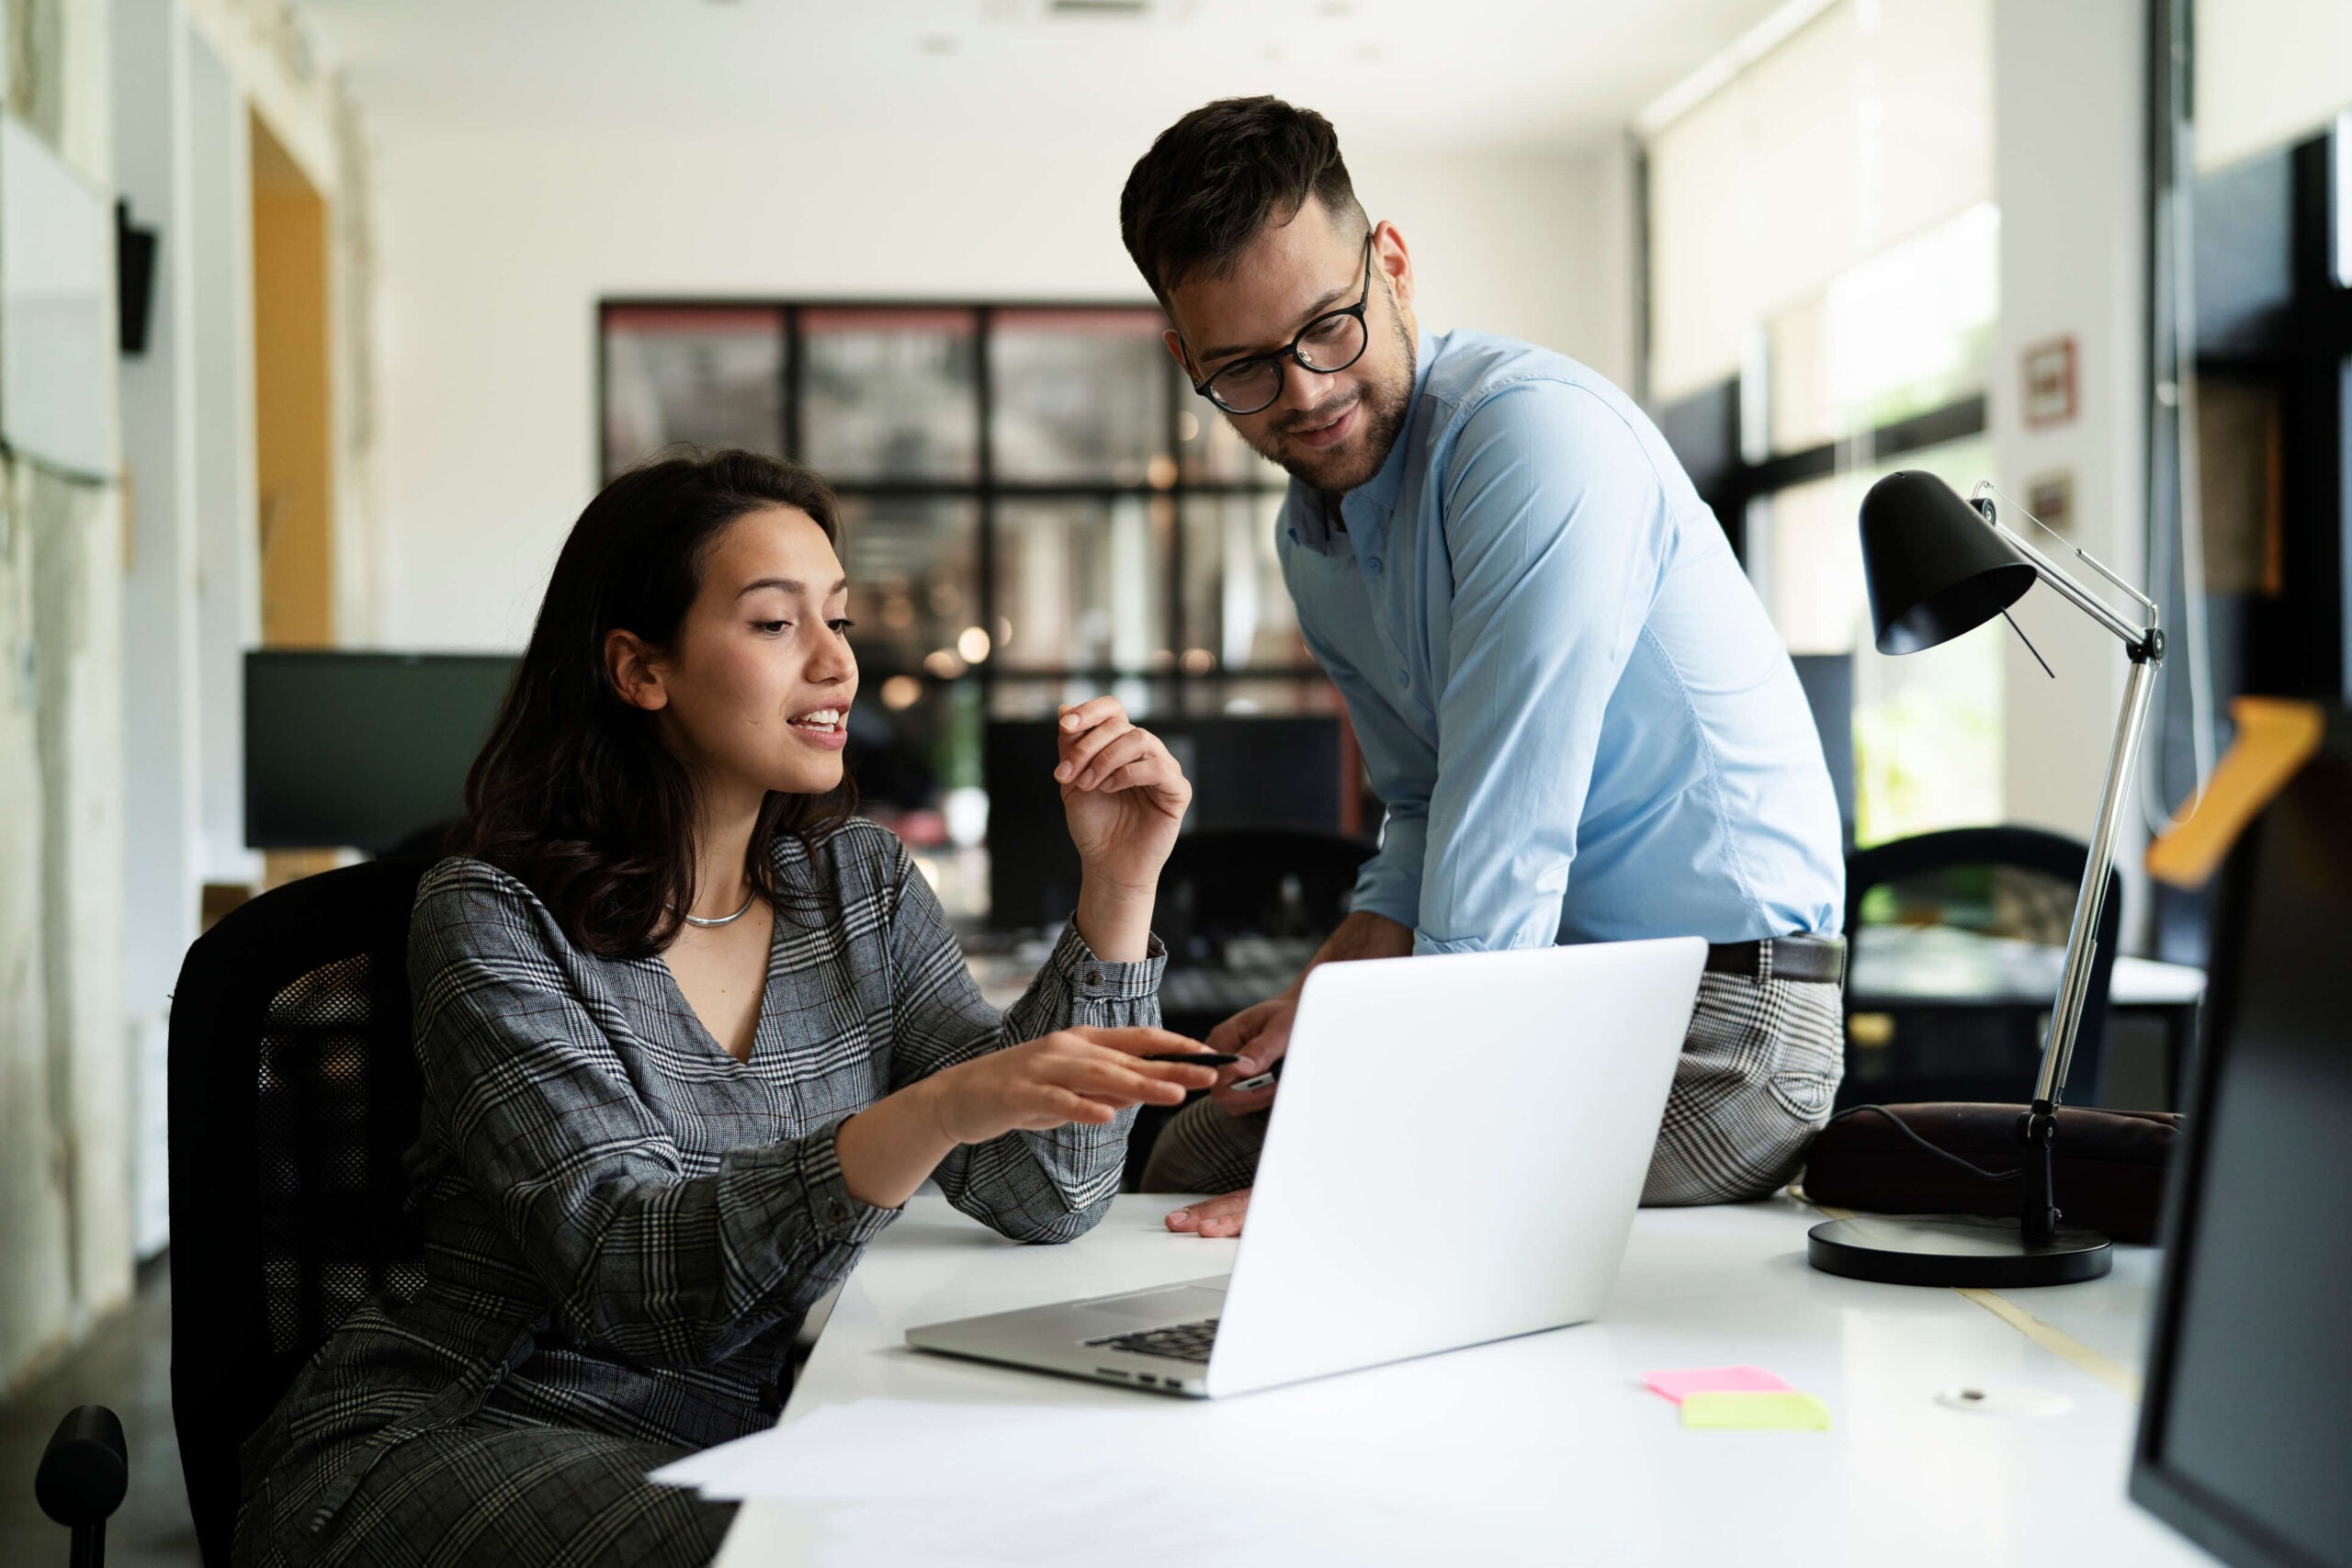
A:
880;839;1167;1243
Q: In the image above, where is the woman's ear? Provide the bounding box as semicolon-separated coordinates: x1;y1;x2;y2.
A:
605;628;669;712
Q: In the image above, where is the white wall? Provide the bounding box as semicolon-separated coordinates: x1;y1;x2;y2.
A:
0;0;132;1391
113;0;209;1258
1989;0;2152;941
365;124;1632;650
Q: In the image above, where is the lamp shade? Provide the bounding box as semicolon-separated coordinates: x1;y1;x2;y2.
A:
1858;471;2039;654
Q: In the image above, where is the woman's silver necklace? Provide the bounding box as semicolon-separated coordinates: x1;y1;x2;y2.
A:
681;890;757;928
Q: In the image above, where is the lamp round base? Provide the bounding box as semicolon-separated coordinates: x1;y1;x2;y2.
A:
1806;1213;2113;1288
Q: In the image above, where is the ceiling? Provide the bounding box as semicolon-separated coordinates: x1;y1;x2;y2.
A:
297;0;1793;152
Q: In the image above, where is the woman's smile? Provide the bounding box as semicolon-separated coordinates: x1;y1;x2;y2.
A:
786;702;850;750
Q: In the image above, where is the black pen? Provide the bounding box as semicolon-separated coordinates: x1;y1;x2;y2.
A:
1143;1052;1241;1066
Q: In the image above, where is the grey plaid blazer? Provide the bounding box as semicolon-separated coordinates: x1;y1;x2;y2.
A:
235;819;1161;1562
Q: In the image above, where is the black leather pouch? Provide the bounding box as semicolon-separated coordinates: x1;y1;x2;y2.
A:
1802;1102;2182;1243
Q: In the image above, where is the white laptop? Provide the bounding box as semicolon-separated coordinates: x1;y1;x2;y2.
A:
906;936;1706;1399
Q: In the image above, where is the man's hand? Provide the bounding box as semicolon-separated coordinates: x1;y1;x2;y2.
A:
1204;996;1298;1115
1165;1189;1250;1237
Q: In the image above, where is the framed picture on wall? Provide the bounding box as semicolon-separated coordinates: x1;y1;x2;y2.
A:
2022;334;2077;429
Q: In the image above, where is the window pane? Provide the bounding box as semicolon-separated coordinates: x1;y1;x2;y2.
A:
991;310;1170;484
837;497;978;678
801;308;978;482
1180;492;1310;672
1178;401;1288;485
1753;437;2003;845
602;307;783;479
1766;202;1999;454
994;497;1171;671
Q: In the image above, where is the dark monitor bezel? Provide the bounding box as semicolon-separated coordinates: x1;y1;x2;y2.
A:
243;649;517;853
2126;789;2340;1568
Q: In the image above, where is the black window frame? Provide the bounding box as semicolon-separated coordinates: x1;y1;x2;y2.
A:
594;297;1325;713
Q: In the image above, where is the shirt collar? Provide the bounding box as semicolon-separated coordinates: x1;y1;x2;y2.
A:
1346;328;1439;522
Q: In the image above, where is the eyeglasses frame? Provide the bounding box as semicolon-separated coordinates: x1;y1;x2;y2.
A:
1186;233;1377;416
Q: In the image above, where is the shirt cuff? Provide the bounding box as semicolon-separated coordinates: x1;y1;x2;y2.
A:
1044;918;1166;1002
1411;928;1556;958
807;1123;904;1247
1351;818;1428;930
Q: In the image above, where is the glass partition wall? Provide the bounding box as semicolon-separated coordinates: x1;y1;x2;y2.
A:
599;300;1329;881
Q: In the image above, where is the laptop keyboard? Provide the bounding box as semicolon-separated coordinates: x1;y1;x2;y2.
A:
1085;1316;1219;1363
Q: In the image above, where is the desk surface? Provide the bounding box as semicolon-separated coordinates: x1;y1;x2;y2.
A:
1849;924;2207;1010
712;1194;2208;1567
976;925;2209;1019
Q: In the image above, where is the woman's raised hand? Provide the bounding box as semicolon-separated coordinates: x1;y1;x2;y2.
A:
917;1028;1220;1145
1053;697;1191;893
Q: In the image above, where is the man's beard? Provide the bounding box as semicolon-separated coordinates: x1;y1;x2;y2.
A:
1247;310;1417;496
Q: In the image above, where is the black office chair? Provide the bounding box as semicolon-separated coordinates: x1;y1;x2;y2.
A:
1841;826;2121;1110
39;858;435;1568
1123;828;1374;1191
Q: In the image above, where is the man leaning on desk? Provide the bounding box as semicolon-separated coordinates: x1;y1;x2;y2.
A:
1122;97;1850;1234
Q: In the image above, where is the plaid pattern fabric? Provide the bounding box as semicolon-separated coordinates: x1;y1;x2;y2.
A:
288;1419;735;1568
235;820;1161;1568
1141;964;1843;1207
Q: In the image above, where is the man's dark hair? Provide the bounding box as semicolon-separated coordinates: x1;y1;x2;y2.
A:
1120;96;1369;303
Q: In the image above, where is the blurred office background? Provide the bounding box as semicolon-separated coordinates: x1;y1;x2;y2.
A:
2;3;2349;1555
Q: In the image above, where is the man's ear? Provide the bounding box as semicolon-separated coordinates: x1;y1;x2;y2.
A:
605;628;669;712
1374;220;1416;312
1160;326;1197;384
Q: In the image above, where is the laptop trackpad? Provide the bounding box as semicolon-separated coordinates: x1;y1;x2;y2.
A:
1077;1282;1227;1325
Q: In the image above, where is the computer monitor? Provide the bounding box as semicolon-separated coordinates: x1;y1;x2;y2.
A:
984;713;1343;931
245;650;516;853
2130;712;2350;1568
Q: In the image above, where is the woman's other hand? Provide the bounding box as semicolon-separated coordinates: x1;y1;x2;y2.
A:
1054;698;1191;891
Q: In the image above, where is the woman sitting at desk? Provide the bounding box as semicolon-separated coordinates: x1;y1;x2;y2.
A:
234;450;1216;1568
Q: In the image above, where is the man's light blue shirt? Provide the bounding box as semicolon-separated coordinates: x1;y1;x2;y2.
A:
1277;330;1845;955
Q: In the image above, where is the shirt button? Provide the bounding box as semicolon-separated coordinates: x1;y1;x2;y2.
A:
1085;968;1103;987
828;1198;850;1224
1365;556;1383;573
1396;670;1411;687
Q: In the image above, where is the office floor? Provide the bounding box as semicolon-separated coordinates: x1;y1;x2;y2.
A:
0;1258;201;1568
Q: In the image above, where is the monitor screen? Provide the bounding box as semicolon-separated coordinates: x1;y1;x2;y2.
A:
2132;729;2352;1568
984;714;1343;931
244;651;516;853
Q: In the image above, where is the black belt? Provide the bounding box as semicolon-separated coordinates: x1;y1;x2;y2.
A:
1704;934;1846;986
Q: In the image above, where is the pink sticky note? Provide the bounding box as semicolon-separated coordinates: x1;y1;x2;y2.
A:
1643;1366;1792;1404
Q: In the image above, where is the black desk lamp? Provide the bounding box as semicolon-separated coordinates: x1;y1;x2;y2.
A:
1807;470;2164;1288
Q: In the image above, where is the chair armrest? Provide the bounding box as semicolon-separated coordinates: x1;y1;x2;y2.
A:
35;1404;128;1529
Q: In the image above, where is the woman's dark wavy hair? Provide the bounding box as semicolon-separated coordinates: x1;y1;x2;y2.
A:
465;448;857;958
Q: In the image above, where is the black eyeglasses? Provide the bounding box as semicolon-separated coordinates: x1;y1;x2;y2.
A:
1188;236;1375;416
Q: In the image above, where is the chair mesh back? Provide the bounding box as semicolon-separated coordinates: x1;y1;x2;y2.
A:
254;954;426;1358
172;856;435;1568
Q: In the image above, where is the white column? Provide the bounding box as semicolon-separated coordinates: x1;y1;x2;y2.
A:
187;25;261;884
1990;0;2152;943
112;0;205;1258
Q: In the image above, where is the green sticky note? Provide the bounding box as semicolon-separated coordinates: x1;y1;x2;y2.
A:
1679;1391;1832;1430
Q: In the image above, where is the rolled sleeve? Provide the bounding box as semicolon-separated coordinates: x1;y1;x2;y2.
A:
1351;809;1428;930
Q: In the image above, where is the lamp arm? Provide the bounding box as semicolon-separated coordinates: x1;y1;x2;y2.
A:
1984;513;2158;652
1960;492;2166;1240
2035;642;2161;1109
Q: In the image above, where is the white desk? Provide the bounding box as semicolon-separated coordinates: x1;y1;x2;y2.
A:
711;1194;2208;1567
1849;925;2207;1010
